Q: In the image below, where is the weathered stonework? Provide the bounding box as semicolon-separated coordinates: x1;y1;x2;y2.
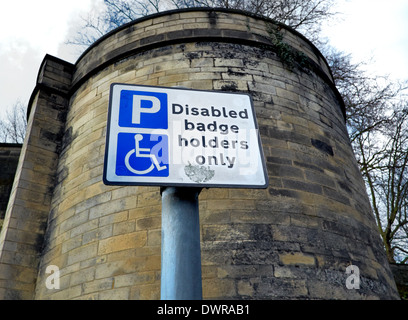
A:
0;55;73;299
0;144;21;232
0;8;400;299
390;263;408;299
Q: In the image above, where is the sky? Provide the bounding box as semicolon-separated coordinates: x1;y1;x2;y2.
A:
320;0;408;79
0;0;407;120
0;0;95;119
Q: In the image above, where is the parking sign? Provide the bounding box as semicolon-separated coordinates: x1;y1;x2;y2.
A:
103;84;268;188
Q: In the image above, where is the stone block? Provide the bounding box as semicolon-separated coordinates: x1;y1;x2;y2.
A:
98;232;147;255
202;278;236;299
67;243;98;265
280;252;315;266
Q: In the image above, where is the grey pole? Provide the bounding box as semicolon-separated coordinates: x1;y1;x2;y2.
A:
160;186;202;300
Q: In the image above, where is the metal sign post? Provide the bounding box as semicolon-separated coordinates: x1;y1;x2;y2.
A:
160;187;202;300
103;84;268;300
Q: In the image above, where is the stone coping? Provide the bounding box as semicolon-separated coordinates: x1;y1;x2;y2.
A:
28;8;345;120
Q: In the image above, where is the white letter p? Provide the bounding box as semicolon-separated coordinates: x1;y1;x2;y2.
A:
132;95;161;124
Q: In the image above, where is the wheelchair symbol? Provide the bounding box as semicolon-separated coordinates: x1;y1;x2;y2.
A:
124;134;167;175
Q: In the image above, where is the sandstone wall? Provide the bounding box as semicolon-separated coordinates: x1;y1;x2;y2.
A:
0;144;21;231
0;9;399;300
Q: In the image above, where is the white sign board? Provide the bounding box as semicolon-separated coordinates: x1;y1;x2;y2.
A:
103;84;268;188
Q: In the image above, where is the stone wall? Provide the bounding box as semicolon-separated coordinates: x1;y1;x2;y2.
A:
390;264;408;299
0;56;73;299
0;144;21;231
0;8;400;299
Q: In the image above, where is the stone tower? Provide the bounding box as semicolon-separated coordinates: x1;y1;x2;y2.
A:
0;8;399;299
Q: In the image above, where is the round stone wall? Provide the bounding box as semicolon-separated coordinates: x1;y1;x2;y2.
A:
34;9;399;299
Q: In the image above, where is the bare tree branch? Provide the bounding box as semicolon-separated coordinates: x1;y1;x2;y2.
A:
67;0;336;49
0;100;27;144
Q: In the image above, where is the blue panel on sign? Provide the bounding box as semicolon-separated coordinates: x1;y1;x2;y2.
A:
115;132;169;177
119;90;168;129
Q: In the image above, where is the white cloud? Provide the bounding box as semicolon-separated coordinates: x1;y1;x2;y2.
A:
0;0;94;54
0;0;95;117
0;41;42;116
322;0;408;80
